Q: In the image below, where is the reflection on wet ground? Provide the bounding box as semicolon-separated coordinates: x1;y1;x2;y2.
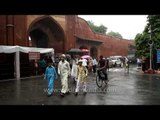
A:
0;65;160;105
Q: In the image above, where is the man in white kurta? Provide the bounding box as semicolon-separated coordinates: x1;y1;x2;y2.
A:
58;54;71;97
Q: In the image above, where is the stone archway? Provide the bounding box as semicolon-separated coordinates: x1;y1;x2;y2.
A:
90;47;98;58
29;29;48;48
27;16;65;54
26;16;66;76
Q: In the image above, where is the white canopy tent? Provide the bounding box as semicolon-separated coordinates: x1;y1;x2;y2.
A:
0;45;54;80
0;45;54;53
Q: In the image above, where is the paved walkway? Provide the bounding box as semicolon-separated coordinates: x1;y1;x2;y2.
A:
0;64;160;105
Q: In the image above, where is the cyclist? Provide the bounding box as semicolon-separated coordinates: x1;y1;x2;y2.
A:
97;55;108;80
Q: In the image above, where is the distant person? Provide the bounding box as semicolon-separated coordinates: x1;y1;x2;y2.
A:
71;56;78;83
44;60;58;97
124;57;129;72
39;57;47;75
137;58;141;68
88;57;93;73
92;57;98;74
54;56;60;73
106;58;109;72
120;57;124;68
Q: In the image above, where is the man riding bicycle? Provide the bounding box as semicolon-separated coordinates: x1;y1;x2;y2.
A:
97;55;108;80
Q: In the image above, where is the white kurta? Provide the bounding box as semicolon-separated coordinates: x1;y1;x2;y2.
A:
71;60;78;78
58;60;70;93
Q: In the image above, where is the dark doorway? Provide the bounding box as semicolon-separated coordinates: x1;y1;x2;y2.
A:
27;16;66;76
29;29;48;48
90;47;98;58
28;16;65;53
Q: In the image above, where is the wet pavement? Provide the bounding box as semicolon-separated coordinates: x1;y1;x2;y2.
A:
0;64;160;105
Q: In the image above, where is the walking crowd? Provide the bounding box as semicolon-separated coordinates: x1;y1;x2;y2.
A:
41;53;112;97
39;53;136;97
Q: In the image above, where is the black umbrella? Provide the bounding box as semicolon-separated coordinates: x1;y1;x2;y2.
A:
66;48;83;55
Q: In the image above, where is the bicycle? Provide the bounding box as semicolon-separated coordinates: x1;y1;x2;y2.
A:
96;69;109;88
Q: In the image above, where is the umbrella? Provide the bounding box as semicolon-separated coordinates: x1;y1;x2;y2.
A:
66;48;82;55
81;49;89;52
81;55;91;59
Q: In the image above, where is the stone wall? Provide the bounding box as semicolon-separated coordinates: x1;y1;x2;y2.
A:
76;16;134;57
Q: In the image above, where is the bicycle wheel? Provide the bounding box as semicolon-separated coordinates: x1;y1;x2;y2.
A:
96;75;103;88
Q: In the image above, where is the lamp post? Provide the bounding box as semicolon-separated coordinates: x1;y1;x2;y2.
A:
148;24;154;73
148;40;153;70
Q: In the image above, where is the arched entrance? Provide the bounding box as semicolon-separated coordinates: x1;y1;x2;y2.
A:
29;29;48;48
26;16;66;76
90;47;98;58
28;16;65;53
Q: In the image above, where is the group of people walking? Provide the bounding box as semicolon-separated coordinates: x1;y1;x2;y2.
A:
44;54;90;97
43;54;110;97
38;53;150;98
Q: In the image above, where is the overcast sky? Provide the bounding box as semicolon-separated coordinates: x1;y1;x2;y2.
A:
78;15;148;40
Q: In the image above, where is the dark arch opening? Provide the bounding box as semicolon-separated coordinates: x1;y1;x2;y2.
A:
28;16;65;53
27;16;66;76
90;47;98;58
30;29;48;48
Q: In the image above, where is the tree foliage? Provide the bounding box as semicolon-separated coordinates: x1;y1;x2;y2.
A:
107;31;123;39
135;15;160;58
87;20;107;35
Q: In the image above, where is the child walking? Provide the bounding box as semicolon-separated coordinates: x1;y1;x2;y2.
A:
44;61;58;97
75;59;88;95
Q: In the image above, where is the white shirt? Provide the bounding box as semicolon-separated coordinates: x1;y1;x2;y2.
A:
125;57;128;64
137;58;141;63
82;58;87;67
92;59;97;66
58;60;70;75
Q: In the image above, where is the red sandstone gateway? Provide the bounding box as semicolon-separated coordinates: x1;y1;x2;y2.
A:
0;15;134;80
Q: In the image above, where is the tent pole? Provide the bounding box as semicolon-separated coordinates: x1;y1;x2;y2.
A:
15;51;20;80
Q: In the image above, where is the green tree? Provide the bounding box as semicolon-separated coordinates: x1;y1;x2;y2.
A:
135;15;160;70
135;15;160;59
147;15;160;53
87;20;107;34
135;32;150;58
107;31;123;39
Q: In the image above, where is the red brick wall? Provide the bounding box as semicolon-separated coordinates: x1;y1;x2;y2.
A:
65;16;77;51
75;17;134;57
0;15;6;45
14;15;27;46
0;15;27;46
0;15;134;57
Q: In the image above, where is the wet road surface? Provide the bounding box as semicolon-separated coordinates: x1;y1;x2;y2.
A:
0;64;160;105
